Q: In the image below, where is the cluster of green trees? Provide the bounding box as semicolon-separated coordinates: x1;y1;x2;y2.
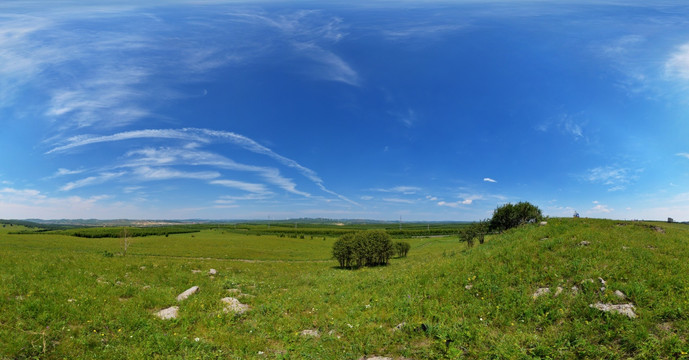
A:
460;201;543;247
332;230;410;268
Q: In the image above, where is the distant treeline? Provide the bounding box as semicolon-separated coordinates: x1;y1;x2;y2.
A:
5;221;471;239
48;225;204;238
1;220;78;231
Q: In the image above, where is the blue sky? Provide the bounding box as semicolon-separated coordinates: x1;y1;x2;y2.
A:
1;1;689;221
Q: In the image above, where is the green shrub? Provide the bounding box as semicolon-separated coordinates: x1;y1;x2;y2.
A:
394;241;411;257
332;233;356;268
459;220;489;247
332;230;394;268
489;201;542;232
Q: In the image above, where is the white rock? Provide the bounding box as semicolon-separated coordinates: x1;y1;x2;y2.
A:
571;285;579;295
156;306;179;320
614;290;627;299
392;322;406;332
532;287;550;299
209;269;217;275
221;297;250;314
590;302;637;319
554;287;563;297
176;286;199;301
465;284;473;290
578;241;590;246
300;329;320;337
191;269;202;274
539;221;548;226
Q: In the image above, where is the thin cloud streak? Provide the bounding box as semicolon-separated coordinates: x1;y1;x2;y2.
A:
48;128;353;204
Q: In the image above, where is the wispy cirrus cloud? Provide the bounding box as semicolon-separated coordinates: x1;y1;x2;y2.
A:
210;179;270;194
132;166;220;181
483;177;497;183
226;9;359;86
677;152;689;159
383;197;415;204
372;186;421;194
60;172;125;191
537;113;585;140
48;128;353;204
585;165;641;192
665;43;689;81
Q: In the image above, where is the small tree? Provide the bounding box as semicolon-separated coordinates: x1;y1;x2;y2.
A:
394;241;411;257
120;227;130;256
332;233;356;268
489;201;542;232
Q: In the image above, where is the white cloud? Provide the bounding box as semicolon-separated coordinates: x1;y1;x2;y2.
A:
383;24;465;39
372;186;421;194
46;128;334;200
538;113;585;140
437;199;473;207
0;187;44;199
665;43;689;80
360;195;374;200
383;197;415;204
53;168;84;177
677;152;689;159
585;165;641;191
210;179;270;194
425;195;438;201
483;177;497;183
60;172;125;191
133;166;220;181
590;203;613;214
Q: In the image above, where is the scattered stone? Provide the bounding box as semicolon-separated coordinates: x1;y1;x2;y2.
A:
614;290;627;300
653;226;665;234
464;284;473;290
142;285;151;290
540;237;549;241
622;246;630;250
582;279;595;284
139;266;146;270
599;278;607;292
539;221;548;226
96;278;108;284
554;287;563;297
590;302;637;319
392;322;406;332
532;287;550;299
300;329;320;338
67;298;76;303
221;297;250;314
115;281;124;286
176;286;199;302
571;285;579;295
191;269;202;274
209;269;217;275
156;306;179;320
578;241;590;246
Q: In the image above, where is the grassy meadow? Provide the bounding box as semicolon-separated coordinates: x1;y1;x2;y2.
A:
1;218;689;359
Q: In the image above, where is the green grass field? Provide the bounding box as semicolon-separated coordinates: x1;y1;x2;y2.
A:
1;218;688;359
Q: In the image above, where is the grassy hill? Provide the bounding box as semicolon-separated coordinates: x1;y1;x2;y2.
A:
1;218;687;359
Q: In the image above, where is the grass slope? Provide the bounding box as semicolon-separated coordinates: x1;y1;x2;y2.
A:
1;218;688;359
